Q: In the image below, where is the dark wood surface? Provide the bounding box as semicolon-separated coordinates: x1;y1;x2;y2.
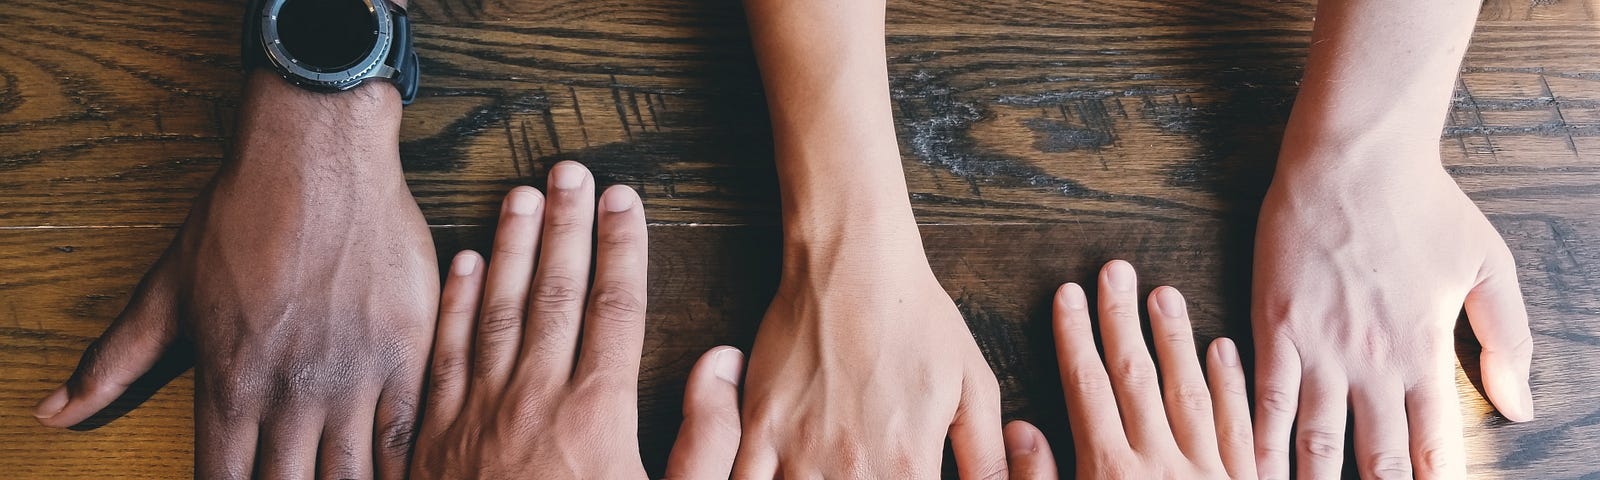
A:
2;0;1598;477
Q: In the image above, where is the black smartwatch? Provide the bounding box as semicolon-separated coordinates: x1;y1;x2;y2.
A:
242;0;420;105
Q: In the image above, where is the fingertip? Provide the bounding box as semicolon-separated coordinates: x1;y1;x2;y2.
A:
1486;369;1535;422
1151;285;1187;318
503;185;544;216
549;161;592;190
32;385;69;423
1003;420;1040;455
1102;259;1136;292
449;250;481;277
711;346;744;386
600;184;640;213
1210;337;1240;368
1055;282;1087;311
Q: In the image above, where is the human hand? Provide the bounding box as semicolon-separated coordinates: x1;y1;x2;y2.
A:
1252;153;1534;479
33;74;437;477
732;228;1006;478
410;162;744;479
1004;261;1255;480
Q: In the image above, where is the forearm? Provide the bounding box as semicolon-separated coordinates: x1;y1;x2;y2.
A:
1280;0;1479;172
743;0;923;261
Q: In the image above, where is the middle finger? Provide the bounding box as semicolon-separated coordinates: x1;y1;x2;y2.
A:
519;161;597;381
1147;286;1220;463
1097;260;1174;450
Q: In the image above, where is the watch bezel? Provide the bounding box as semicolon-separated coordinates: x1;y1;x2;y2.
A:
259;0;394;92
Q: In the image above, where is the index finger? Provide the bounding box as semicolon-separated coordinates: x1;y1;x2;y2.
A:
1052;282;1128;450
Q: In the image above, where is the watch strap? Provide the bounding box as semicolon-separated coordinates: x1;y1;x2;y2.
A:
387;4;420;105
240;0;419;105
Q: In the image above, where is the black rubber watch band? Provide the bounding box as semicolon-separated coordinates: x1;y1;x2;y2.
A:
387;8;420;104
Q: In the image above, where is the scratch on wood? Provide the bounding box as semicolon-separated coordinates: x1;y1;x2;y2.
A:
1456;77;1501;162
569;85;591;147
609;76;633;141
541;100;562;154
644;93;661;132
1536;71;1581;158
503;119;522;177
519;119;537;174
628;90;647;133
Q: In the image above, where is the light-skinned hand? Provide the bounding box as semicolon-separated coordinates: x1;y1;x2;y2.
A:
1006;261;1256;480
410;162;744;479
1252;157;1534;479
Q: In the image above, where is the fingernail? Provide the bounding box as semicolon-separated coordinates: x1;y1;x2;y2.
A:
1504;376;1535;421
1005;423;1038;455
1214;338;1239;367
1061;283;1087;310
34;385;68;419
506;188;538;216
713;348;744;385
1154;286;1186;317
550;162;586;190
1512;394;1534;421
602;186;636;212
451;253;478;276
1105;260;1135;292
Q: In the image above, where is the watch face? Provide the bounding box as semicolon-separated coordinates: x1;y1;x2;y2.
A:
275;0;379;72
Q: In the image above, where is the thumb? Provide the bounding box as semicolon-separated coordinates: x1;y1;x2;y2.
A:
1464;244;1534;422
663;346;744;480
1003;420;1059;480
35;258;180;428
950;365;1008;480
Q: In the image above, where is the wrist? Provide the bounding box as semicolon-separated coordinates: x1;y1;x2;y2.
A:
1274;119;1444;183
231;70;404;178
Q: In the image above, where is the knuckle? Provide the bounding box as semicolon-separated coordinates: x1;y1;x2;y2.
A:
1489;333;1534;358
476;305;525;339
209;370;262;403
490;241;533;260
1112;356;1159;387
379;398;421;457
1216;375;1250;399
1416;445;1456;473
440;296;478;317
684;401;743;438
544;209;589;234
971;454;1009;480
1297;428;1343;460
531;275;585;310
1160;331;1195;348
1169;381;1213;414
1102;302;1141;323
1065;366;1113;395
1365;452;1413;479
430;354;470;389
598;226;644;250
1216;422;1253;452
1093;457;1137;480
1258;386;1297;414
588;282;645;326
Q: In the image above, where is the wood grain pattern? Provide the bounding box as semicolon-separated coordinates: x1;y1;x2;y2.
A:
1;0;1597;477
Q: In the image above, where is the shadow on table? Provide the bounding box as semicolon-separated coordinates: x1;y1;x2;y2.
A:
67;342;194;431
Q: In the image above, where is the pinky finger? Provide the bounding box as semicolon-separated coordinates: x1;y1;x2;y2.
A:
1207;338;1256;480
1004;421;1059;480
423;251;485;434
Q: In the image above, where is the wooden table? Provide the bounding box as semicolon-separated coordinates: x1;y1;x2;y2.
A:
2;0;1597;477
